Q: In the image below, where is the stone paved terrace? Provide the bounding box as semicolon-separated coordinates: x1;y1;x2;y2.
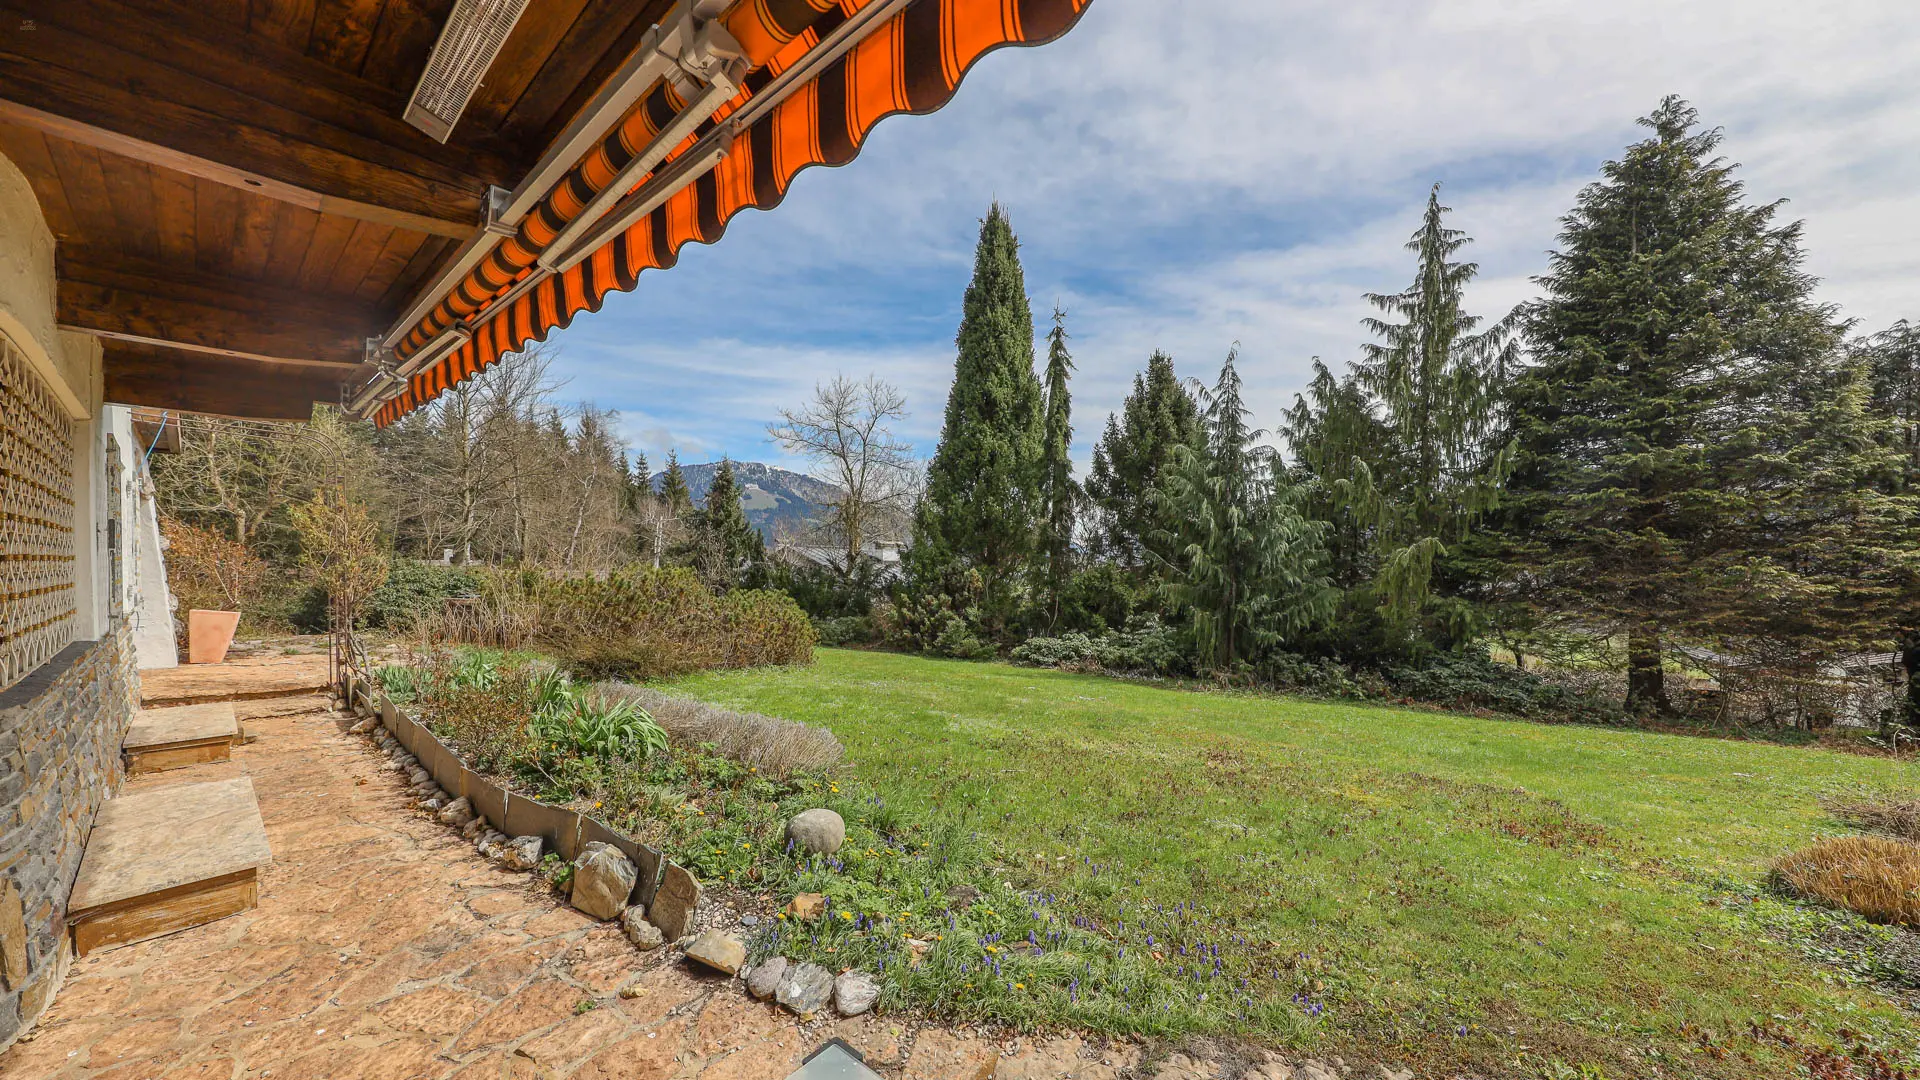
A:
0;701;1201;1080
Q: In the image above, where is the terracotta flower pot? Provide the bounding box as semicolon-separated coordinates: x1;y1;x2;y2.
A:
187;609;241;665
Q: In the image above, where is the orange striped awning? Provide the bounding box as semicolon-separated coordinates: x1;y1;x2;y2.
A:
375;0;1091;427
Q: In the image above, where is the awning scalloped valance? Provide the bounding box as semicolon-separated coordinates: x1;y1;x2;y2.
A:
375;0;1091;427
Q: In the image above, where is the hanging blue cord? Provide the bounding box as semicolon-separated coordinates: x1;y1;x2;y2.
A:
141;411;169;466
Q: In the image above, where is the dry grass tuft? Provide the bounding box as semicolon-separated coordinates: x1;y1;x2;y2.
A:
1826;795;1920;842
587;683;843;778
1774;836;1920;927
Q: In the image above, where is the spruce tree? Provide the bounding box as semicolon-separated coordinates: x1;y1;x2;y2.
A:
1155;349;1330;670
1283;187;1513;658
1086;350;1201;567
1501;97;1854;713
1039;306;1078;626
696;459;765;590
1860;321;1920;729
909;203;1046;631
1282;359;1389;592
659;450;693;516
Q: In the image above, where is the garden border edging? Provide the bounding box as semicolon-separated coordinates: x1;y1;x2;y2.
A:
353;675;674;910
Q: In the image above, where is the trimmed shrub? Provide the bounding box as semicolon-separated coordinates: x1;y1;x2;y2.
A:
1010;617;1191;677
1383;651;1625;724
430;566;814;680
364;560;479;630
1775;836;1920;927
813;615;878;647
1010;632;1102;669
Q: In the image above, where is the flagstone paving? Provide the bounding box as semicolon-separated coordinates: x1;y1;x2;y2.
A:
0;705;1153;1080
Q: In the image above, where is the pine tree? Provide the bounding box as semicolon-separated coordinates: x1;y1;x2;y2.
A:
909;203;1046;632
1086;350;1201;567
1039;306;1078;626
696;459;765;590
659;450;693;516
1501;97;1854;713
1155;349;1330;670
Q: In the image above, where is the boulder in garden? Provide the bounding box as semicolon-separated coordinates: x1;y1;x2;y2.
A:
502;835;543;871
834;970;880;1017
785;892;825;921
621;906;664;950
775;961;834;1017
651;862;701;940
785;809;845;855
437;797;475;827
746;957;787;1000
683;930;746;975
571;842;638;921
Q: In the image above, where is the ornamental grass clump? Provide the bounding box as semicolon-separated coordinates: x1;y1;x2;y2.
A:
1828;795;1920;842
1774;836;1920;927
588;683;842;778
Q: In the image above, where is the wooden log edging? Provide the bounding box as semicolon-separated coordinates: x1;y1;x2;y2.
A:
349;675;671;909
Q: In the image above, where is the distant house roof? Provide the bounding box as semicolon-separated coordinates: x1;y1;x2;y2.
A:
773;540;904;582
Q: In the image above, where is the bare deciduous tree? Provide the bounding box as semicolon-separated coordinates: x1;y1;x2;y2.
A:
768;375;915;574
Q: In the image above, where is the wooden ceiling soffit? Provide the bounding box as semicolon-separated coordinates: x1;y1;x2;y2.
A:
58;248;381;367
0;0;524;238
103;340;356;422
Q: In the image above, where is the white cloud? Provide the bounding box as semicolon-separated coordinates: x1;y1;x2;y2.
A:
542;0;1920;470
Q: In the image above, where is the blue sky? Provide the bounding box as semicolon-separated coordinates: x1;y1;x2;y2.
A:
542;0;1920;478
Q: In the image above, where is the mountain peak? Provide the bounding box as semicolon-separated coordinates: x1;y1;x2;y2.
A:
648;461;842;539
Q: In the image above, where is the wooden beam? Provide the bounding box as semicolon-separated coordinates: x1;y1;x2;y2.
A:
103;340;356;421
0;0;522;237
58;248;380;366
0;100;473;240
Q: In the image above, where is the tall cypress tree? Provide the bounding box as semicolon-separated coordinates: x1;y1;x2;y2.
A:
1155;349;1330;670
1086;350;1201;567
1039;306;1078;626
909;203;1046;629
1501;97;1852;713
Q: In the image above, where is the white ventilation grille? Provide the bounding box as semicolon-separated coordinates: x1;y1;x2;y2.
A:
404;0;534;143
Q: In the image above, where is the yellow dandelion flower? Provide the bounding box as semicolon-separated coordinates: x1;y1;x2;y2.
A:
840;911;854;921
1014;983;1025;990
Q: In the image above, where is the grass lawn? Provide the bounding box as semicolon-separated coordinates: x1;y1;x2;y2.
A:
668;648;1920;1079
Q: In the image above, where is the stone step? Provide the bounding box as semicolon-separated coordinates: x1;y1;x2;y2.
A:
123;703;240;774
66;777;272;956
138;655;332;708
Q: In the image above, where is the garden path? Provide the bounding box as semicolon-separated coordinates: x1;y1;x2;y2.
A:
0;705;1152;1080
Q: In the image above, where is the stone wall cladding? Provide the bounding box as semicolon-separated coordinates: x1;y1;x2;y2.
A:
0;624;136;1049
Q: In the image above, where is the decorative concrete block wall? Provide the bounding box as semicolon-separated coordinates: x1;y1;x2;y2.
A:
0;625;136;1049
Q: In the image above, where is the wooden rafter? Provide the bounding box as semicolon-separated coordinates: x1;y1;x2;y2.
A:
0;0;522;237
57;248;380;367
102;340;355;422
